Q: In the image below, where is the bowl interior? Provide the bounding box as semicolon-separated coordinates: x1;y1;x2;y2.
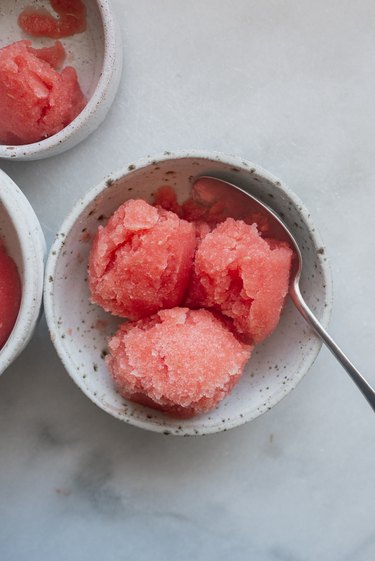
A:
0;0;104;99
46;153;331;435
0;0;110;159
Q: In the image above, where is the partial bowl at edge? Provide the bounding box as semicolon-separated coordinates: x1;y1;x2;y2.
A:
0;169;45;374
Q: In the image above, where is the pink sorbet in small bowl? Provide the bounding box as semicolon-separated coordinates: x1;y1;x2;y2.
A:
0;167;45;375
0;0;122;160
88;181;293;418
0;40;86;145
0;241;21;349
44;151;332;435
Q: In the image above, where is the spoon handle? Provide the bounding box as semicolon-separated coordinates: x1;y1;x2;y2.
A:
290;282;375;412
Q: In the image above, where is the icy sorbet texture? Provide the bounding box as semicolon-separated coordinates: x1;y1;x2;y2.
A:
107;308;252;418
88;200;196;320
0;242;21;349
18;0;87;39
0;40;86;145
186;218;293;343
88;179;293;417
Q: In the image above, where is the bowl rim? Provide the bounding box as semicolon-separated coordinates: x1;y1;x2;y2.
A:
44;149;333;435
0;0;120;160
0;169;45;374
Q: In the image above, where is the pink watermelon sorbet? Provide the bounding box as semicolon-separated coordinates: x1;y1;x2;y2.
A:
88;199;196;320
89;179;293;417
0;242;22;349
0;40;86;145
107;308;252;418
18;0;87;39
186;218;293;344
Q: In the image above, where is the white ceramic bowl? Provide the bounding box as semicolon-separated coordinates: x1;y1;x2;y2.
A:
44;150;333;435
0;0;122;161
0;169;45;374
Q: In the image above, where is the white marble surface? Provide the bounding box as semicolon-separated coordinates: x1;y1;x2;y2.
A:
1;1;375;559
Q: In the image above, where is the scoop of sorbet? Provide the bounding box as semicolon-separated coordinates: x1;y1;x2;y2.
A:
0;40;86;145
107;308;252;418
0;243;22;349
186;218;293;344
18;0;87;39
88;199;196;320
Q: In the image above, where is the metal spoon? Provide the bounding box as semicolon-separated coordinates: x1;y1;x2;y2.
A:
195;176;375;412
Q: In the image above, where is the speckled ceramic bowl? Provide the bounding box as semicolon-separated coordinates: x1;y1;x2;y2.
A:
0;169;45;374
0;0;122;161
44;150;333;435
